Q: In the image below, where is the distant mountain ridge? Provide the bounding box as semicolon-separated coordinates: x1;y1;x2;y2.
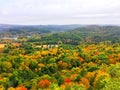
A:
0;24;83;32
1;24;120;44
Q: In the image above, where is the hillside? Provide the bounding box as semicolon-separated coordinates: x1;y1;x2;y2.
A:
39;25;120;44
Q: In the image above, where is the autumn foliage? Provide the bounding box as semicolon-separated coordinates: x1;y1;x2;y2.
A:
38;79;51;89
16;86;27;90
1;42;120;90
64;78;71;83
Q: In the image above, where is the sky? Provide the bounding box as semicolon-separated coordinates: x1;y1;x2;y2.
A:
0;0;120;25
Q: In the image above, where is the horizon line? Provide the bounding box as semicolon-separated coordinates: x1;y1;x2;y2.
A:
0;23;120;26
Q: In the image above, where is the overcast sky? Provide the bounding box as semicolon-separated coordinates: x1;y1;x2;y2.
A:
0;0;120;25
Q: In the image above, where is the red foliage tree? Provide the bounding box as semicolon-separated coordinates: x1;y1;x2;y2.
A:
64;78;71;83
16;86;27;90
79;57;83;62
39;79;51;89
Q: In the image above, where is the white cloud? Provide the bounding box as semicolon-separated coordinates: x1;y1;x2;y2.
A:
0;0;120;24
1;10;9;15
